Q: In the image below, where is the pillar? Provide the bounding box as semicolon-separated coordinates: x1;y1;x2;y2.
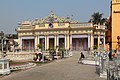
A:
88;34;90;49
54;35;57;49
70;35;72;50
38;36;40;45
90;34;94;49
67;35;70;50
64;35;67;49
18;37;20;48
35;36;38;50
57;35;59;46
46;35;49;50
98;35;100;51
45;36;47;50
20;37;22;50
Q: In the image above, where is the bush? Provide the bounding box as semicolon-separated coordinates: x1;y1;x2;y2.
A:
93;45;98;50
37;44;42;49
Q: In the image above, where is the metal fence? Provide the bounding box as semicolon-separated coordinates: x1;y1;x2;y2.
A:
107;61;120;80
97;51;120;80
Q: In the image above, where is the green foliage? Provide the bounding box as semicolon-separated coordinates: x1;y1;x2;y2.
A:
90;12;106;25
37;44;42;49
93;45;98;50
58;48;65;52
48;48;55;53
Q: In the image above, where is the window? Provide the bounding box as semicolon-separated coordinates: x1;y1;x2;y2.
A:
4;63;7;69
49;23;53;28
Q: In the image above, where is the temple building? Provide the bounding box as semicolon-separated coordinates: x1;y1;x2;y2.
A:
106;0;120;50
17;11;106;51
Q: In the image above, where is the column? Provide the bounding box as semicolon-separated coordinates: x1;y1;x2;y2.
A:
57;35;59;46
38;36;40;45
64;35;67;49
70;35;72;50
45;35;47;50
67;35;70;50
54;35;57;49
35;36;38;50
46;35;49;50
90;34;94;49
20;37;22;50
18;37;20;48
2;63;4;70
98;35;100;51
88;34;90;49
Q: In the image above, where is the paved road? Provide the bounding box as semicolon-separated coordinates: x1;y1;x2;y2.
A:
1;52;106;80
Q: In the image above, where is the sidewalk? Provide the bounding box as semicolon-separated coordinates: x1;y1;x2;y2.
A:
82;59;99;65
1;51;105;80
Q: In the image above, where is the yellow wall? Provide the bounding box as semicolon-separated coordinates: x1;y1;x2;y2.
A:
112;1;120;50
18;37;20;48
34;23;69;29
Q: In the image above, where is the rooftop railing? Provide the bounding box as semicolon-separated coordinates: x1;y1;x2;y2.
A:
95;25;106;29
70;23;93;28
18;26;34;30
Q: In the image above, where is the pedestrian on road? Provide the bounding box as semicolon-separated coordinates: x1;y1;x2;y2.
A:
108;51;113;61
78;52;85;64
112;50;117;60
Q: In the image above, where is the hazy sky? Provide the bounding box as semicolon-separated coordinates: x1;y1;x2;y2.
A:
0;0;111;34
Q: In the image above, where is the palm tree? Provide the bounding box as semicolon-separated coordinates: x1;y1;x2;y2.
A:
90;12;106;25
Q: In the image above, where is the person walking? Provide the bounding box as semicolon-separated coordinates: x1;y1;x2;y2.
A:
108;51;113;61
112;50;117;60
78;52;85;64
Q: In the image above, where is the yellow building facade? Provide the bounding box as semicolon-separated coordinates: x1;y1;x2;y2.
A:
17;12;106;51
111;0;120;50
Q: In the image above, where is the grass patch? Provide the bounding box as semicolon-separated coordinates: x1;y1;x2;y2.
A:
10;69;22;73
10;61;28;66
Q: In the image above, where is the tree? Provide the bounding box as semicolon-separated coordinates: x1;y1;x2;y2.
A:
90;12;106;25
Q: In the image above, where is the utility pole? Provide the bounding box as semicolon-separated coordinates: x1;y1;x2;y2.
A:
0;31;4;53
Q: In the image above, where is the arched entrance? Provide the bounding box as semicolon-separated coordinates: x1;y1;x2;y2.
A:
72;38;88;51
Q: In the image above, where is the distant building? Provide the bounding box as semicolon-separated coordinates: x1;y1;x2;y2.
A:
0;32;18;52
17;11;106;51
6;34;18;45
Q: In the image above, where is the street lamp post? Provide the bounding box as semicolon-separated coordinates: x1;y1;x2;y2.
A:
99;41;102;72
0;31;4;54
1;38;3;53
